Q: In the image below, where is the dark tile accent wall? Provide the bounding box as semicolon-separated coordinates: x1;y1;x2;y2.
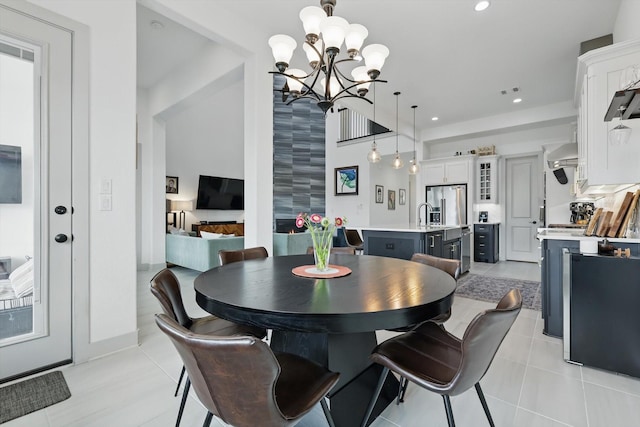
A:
273;75;326;222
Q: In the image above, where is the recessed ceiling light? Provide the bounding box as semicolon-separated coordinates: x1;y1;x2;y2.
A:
513;98;522;103
432;117;439;121
150;20;165;30
474;1;490;12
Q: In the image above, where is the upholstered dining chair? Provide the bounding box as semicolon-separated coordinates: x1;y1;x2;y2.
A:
218;246;269;266
361;289;522;427
150;268;267;427
155;313;340;427
343;229;364;254
306;246;356;255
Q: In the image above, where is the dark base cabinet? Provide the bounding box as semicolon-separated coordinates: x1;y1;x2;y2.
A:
363;231;424;260
541;239;580;338
474;223;499;263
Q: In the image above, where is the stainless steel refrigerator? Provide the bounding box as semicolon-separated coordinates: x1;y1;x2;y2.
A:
425;184;467;226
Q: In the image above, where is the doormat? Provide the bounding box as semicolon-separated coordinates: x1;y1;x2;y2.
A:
455;274;541;311
0;371;71;424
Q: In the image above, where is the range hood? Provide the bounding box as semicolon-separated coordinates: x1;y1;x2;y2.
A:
547;143;578;168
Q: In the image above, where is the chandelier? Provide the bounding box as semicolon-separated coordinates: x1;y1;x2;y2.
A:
268;0;389;114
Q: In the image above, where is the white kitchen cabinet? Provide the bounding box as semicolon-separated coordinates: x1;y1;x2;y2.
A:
421;156;473;185
575;38;640;190
476;155;498;203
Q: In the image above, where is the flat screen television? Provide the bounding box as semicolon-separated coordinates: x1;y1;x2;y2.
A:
196;175;244;210
0;144;22;204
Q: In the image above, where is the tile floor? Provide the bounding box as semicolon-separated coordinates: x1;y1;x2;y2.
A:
5;260;640;426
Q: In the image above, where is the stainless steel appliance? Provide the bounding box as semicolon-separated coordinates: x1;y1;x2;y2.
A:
425;184;467;225
461;226;471;273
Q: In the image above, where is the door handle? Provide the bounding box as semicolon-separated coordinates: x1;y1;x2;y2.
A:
55;234;68;243
530;220;537;224
54;205;67;215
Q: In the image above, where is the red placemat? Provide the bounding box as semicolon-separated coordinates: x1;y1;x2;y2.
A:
291;265;352;279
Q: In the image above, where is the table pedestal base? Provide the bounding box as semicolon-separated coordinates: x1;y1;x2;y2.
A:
270;330;398;427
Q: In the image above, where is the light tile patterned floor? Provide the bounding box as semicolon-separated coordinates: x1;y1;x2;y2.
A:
4;260;640;426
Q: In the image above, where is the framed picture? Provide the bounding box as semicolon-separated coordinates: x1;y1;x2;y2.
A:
166;176;179;194
375;185;384;203
335;165;359;196
399;188;406;205
388;190;396;210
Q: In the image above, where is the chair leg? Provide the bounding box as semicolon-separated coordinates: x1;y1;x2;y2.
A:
320;398;336;427
174;365;185;396
475;383;495;427
442;395;456;427
396;376;409;404
202;412;213;427
360;367;389;427
175;377;191;427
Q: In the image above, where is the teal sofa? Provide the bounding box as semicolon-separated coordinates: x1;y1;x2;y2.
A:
272;232;313;256
166;234;245;271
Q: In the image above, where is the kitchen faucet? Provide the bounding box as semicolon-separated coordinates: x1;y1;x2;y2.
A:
417;202;433;228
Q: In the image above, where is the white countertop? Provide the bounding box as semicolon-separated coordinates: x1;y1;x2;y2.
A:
537;228;640;244
359;224;464;233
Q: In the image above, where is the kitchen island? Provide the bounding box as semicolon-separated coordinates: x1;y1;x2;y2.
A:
359;225;470;273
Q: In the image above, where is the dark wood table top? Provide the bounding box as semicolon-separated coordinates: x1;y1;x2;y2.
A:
195;254;456;334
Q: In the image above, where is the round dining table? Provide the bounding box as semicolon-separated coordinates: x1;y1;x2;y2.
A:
195;254;456;427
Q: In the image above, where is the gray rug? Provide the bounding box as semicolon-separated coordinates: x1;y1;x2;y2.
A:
0;371;71;424
455;274;541;310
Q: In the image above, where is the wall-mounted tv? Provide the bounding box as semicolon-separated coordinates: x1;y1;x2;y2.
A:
0;144;22;204
196;175;244;210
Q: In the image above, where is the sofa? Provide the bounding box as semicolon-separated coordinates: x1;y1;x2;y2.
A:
166;234;245;271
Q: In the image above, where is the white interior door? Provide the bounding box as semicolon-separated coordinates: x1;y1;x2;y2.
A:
0;4;72;381
505;154;541;263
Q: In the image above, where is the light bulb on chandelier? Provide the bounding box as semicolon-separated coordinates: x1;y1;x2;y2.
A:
392;91;403;169
408;105;420;175
268;0;389;114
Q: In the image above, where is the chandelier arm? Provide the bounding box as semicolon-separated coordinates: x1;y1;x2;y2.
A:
269;71;322;102
331;93;374;105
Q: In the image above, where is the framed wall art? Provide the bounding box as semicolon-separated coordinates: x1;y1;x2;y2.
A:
375;185;384;203
388;190;396;210
335;165;359;195
399;188;406;205
166;176;178;194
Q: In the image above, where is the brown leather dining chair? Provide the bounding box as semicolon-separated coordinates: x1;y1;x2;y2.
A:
392;253;462;402
150;268;267;427
362;289;522;427
218;246;269;266
306;246;356;255
343;229;364;254
155;313;340;427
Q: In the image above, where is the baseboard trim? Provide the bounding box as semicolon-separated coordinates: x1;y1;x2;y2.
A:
82;330;139;361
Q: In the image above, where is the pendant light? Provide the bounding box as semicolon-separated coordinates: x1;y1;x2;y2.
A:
391;91;403;169
609;106;632;146
367;82;381;163
408;105;420;175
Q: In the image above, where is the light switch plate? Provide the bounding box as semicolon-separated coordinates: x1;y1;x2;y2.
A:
100;179;112;194
100;194;112;211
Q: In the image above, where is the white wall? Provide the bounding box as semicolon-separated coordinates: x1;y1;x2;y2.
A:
426;122;575;224
29;0;138;350
0;53;34;270
614;0;640;42
165;78;245;231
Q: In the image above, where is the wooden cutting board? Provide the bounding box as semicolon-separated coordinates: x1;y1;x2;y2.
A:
608;192;635;237
617;189;640;237
585;207;603;236
596;210;613;237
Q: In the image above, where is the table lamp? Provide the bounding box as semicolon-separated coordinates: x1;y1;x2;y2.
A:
172;200;194;230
